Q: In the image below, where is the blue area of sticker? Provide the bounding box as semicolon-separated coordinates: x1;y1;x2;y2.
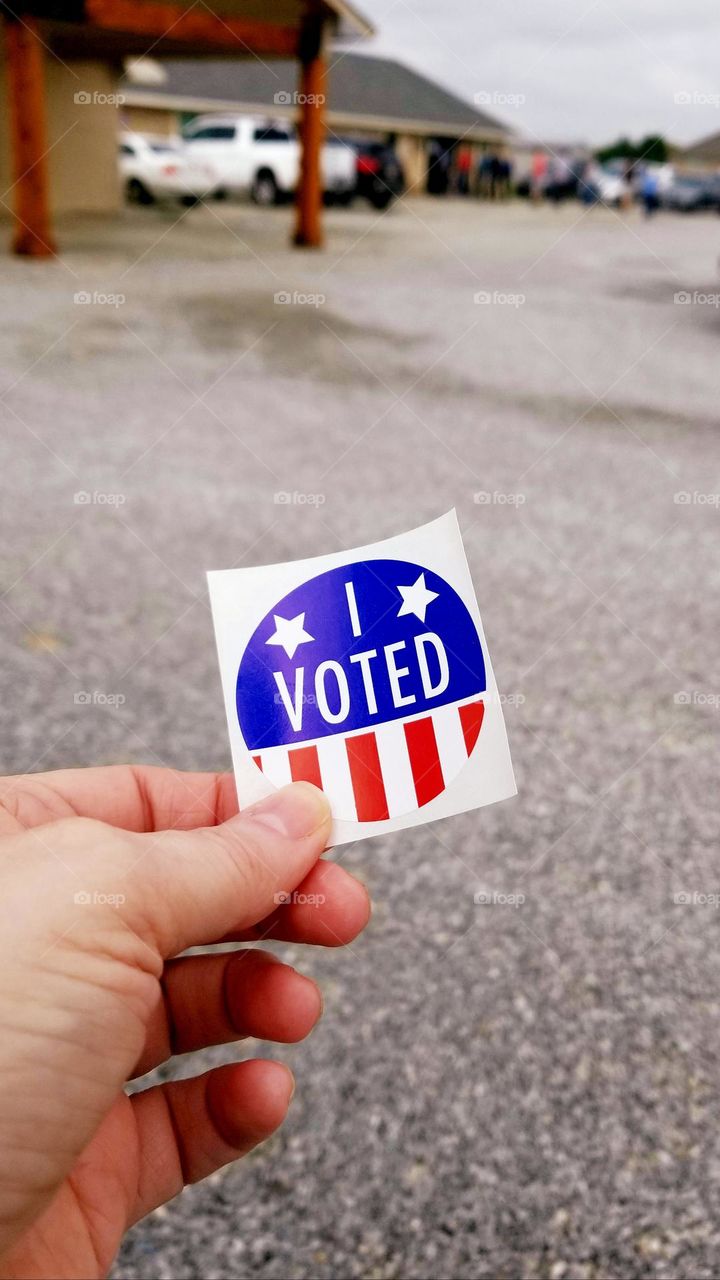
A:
236;558;486;751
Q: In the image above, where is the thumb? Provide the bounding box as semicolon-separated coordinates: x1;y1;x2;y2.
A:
122;783;331;957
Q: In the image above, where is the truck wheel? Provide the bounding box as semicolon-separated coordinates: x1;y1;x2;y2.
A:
325;190;354;207
126;178;154;206
369;190;394;210
251;171;278;206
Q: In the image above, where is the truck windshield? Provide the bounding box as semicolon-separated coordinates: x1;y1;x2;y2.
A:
253;127;292;142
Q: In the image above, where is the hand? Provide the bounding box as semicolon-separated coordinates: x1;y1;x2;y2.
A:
0;766;370;1279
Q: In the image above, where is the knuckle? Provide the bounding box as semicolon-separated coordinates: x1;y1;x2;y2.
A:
211;823;274;899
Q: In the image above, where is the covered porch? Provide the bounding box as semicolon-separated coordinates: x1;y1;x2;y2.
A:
0;0;372;256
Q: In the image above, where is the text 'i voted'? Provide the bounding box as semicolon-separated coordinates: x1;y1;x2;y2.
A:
235;559;488;821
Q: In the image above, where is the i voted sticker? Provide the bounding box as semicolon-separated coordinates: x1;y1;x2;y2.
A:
208;513;516;846
238;560;486;821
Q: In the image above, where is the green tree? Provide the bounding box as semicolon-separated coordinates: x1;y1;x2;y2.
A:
595;135;668;164
636;135;668;163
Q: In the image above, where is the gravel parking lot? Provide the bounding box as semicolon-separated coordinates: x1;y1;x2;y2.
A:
2;195;720;1279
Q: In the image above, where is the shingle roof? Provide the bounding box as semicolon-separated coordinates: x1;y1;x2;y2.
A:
121;53;510;140
682;131;720;165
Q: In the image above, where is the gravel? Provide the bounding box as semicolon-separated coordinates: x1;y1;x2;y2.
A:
1;195;719;1279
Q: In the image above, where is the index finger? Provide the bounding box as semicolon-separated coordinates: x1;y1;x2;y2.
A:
0;765;239;835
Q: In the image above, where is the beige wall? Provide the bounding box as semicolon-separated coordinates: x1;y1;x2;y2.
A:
46;60;120;213
122;104;178;137
395;134;427;193
0;31;121;218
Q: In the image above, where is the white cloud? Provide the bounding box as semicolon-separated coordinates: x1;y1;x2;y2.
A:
349;0;720;145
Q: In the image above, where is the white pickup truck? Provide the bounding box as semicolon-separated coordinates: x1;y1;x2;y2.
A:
182;115;356;205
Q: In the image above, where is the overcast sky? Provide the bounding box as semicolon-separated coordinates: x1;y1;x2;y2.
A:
339;0;720;145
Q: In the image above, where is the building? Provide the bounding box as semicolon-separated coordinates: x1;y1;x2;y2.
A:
676;131;720;171
0;0;373;256
120;52;512;193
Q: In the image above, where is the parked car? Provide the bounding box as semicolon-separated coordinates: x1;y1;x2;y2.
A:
181;115;356;205
662;173;720;212
344;139;405;209
580;161;628;207
118;132;216;206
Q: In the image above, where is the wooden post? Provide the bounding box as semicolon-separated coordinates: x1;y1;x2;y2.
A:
293;18;326;248
5;16;56;257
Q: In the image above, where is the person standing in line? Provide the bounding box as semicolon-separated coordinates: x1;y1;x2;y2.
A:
530;150;548;202
641;166;661;217
478;150;494;199
456;145;472;195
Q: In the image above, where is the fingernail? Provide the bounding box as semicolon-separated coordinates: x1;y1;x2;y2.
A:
247;783;330;839
283;1065;296;1102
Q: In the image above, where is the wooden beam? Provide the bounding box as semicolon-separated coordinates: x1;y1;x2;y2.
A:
4;16;56;257
85;0;299;56
293;19;326;248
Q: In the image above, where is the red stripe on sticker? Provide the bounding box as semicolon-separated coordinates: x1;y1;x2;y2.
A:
404;716;445;807
289;744;323;790
346;732;389;821
458;700;485;755
253;755;262;771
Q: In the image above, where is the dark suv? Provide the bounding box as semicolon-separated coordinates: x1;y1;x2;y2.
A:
348;140;406;209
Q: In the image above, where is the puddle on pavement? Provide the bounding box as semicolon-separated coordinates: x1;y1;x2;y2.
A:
177;290;434;387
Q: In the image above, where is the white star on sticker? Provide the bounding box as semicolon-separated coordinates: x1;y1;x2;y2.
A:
265;612;314;659
397;573;439;623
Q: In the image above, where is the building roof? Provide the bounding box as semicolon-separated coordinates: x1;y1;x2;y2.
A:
680;131;720;166
121;52;511;142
